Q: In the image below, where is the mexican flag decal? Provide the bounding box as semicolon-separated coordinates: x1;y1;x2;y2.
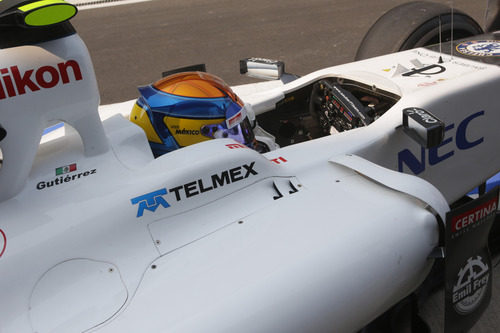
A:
55;163;77;176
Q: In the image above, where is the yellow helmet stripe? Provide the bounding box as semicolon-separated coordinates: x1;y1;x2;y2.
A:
129;103;163;144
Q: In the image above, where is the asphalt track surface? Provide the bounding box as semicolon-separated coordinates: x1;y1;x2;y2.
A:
72;1;498;332
72;0;490;105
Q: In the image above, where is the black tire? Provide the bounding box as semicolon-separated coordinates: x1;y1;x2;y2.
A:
355;1;483;60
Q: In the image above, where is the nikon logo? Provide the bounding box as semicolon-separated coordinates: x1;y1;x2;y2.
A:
175;128;200;135
0;60;83;100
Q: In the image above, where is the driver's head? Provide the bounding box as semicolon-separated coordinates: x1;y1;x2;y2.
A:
130;72;255;157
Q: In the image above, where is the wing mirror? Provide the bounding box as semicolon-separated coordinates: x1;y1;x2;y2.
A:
402;107;444;148
240;57;298;83
240;57;286;80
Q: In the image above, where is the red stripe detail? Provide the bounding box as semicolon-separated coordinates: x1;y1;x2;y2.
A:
0;229;6;258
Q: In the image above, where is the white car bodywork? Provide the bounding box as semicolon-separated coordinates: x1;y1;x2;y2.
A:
0;24;499;332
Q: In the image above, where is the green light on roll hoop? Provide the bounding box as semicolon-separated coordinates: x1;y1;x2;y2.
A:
18;0;77;27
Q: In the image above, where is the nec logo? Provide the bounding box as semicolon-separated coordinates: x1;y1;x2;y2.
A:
130;188;170;218
0;60;83;100
398;111;484;175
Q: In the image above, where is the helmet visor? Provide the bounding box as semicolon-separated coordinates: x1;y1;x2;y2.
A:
201;117;255;148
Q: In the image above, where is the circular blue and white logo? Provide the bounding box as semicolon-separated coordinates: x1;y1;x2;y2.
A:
456;40;500;57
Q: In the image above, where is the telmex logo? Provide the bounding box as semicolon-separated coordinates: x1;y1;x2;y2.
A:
131;162;258;217
0;60;82;99
131;189;170;218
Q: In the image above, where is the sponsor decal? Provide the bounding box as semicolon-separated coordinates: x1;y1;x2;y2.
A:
0;229;5;258
36;168;97;190
226;143;247;149
55;163;77;176
456;40;500;57
417;78;446;87
451;197;497;235
175;128;200;135
398;110;484;175
404;107;439;124
0;60;82;100
131;162;258;217
410;50;488;70
270;157;287;165
247;57;280;64
402;63;446;77
383;59;447;78
444;188;498;333
168;162;258;201
452;256;489;314
131;188;170;218
227;109;244;128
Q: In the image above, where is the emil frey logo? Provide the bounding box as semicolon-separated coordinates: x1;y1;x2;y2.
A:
0;60;82;100
452;256;489;315
131;189;170;218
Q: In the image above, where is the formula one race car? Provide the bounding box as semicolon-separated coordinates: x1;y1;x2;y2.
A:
0;1;499;332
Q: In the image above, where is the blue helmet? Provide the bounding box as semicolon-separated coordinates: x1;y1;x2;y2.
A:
130;72;255;157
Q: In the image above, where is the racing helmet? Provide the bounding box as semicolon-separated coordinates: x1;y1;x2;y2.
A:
130;72;255;157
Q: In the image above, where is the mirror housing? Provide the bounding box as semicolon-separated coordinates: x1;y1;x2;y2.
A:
402;107;444;148
240;57;285;80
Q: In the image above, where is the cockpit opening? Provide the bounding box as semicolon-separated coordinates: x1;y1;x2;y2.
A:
255;77;401;147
